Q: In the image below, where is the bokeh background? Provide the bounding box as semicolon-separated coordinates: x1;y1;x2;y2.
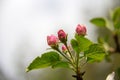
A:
0;0;120;80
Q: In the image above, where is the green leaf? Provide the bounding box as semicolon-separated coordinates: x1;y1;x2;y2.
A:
97;37;104;44
75;35;93;52
112;7;120;22
40;51;60;62
71;39;80;54
85;44;106;63
114;22;120;29
97;36;109;44
114;21;120;34
26;51;60;72
112;7;120;31
52;61;70;69
90;18;106;27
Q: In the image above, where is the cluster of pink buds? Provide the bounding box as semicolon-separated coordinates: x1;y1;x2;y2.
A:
47;24;87;49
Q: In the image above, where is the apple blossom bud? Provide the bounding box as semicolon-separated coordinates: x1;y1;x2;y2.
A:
58;29;67;43
76;24;87;36
47;35;59;47
62;45;67;52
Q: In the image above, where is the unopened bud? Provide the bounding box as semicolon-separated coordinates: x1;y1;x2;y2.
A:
76;24;87;36
58;29;67;43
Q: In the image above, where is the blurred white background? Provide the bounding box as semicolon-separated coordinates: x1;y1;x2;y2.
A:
0;0;119;80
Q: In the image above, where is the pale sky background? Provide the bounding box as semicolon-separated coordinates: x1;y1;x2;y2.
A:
0;0;120;80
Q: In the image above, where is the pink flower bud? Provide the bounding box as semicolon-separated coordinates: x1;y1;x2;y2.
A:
76;24;87;36
58;29;67;42
62;45;67;52
47;35;59;46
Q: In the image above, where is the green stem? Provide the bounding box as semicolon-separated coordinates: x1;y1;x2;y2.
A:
55;47;77;72
76;53;79;73
56;48;71;62
81;60;87;69
64;42;75;63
